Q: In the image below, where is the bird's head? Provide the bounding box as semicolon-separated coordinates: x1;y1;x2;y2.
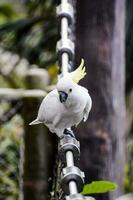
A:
57;76;76;104
57;59;87;104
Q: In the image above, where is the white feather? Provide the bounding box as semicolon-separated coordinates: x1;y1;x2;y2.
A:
29;76;92;137
29;118;41;125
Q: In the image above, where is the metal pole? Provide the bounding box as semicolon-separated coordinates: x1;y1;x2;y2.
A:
62;53;69;75
57;1;86;199
66;151;74;167
69;181;78;195
60;0;79;195
57;1;96;199
61;0;69;75
66;151;78;194
61;18;68;40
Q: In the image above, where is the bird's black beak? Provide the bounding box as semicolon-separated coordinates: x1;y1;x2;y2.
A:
59;91;68;103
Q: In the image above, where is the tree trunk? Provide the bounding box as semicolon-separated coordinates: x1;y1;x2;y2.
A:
22;70;57;200
75;1;126;200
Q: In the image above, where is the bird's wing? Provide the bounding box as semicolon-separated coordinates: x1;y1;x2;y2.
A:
29;90;58;125
37;89;61;123
83;94;92;122
29;118;41;125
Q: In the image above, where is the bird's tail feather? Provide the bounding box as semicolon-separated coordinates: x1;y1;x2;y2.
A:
29;119;41;125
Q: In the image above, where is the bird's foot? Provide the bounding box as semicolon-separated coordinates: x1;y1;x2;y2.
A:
63;129;75;138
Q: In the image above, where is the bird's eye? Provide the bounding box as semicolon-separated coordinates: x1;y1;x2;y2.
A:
69;88;72;92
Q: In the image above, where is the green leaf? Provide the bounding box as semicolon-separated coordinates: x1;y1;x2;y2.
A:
0;4;16;18
81;181;118;195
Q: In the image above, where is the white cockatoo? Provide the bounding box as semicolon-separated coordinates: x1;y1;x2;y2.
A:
29;59;92;137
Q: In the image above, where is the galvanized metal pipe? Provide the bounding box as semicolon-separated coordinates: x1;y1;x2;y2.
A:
62;52;69;75
61;17;68;41
69;181;78;195
60;0;78;197
66;150;74;167
61;0;69;75
66;151;78;194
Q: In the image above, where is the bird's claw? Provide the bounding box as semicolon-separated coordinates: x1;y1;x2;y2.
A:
63;129;75;138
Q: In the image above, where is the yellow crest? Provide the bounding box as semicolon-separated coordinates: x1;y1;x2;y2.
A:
70;59;86;83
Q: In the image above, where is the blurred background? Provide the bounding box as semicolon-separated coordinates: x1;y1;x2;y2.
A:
0;0;133;200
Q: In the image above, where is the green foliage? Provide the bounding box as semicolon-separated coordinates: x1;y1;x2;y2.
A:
0;75;10;88
0;1;58;200
0;3;17;18
81;181;117;195
0;0;57;68
0;2;19;25
124;137;133;193
124;164;133;193
0;115;23;200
